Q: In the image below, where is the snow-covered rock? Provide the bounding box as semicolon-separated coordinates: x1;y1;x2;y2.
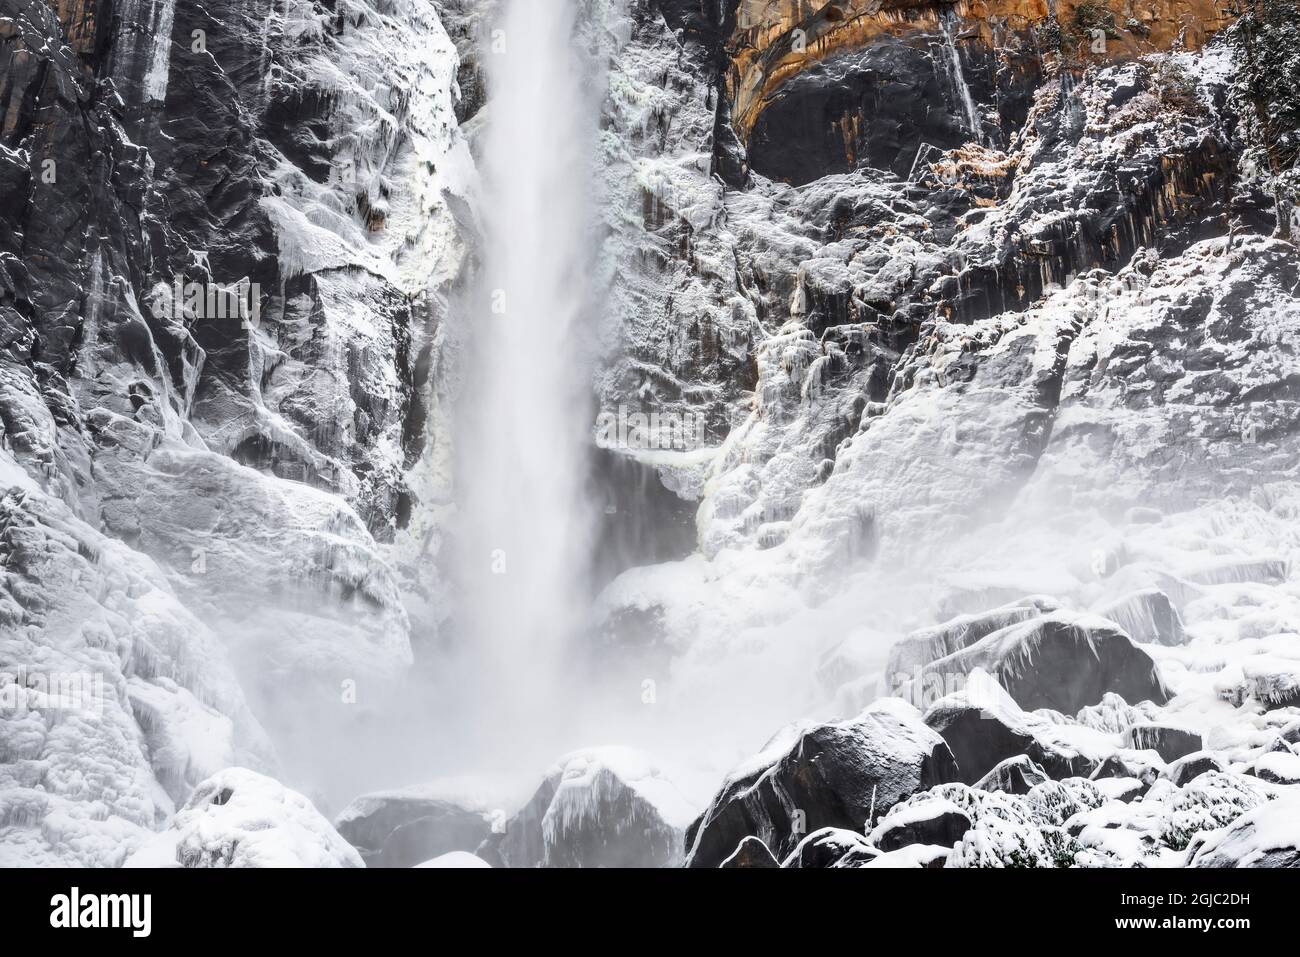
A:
1189;792;1300;867
134;768;363;868
685;698;959;867
334;784;493;868
919;612;1170;715
974;756;1050;795
870;796;973;852
781;827;879;869
924;672;1114;783
483;747;695;869
0;476;273;866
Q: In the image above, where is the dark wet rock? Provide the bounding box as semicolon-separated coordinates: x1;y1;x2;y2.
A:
1165;751;1227;787
685;699;959;868
924;673;1112;784
335;790;492;868
482;749;695;869
744;18;1040;186
1122;723;1204;764
781;827;880;868
974;755;1050;795
919;612;1170;715
1093;589;1187;646
719;836;780;868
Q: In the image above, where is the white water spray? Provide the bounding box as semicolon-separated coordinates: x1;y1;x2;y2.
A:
453;0;601;770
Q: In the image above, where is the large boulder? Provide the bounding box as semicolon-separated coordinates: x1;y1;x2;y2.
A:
685;698;959;868
480;748;695;868
918;612;1170;714
924;672;1113;784
334;786;493;868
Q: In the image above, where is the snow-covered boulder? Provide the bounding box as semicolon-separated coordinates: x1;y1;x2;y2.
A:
1247;750;1300;785
870;796;973;852
137;768;363;868
919;612;1169;714
781;828;879;868
483;748;695;868
924;673;1112;783
334;785;494;868
685;698;959;868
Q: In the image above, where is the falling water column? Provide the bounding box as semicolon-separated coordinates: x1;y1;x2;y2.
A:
455;0;600;767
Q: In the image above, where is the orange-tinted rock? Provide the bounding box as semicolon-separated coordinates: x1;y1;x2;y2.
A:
727;0;1235;144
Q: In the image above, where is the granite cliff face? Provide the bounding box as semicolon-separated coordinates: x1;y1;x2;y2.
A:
0;0;471;863
726;0;1232;179
2;0;1300;868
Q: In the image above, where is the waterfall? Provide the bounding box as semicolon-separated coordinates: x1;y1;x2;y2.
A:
452;0;602;768
939;12;983;144
108;0;177;104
